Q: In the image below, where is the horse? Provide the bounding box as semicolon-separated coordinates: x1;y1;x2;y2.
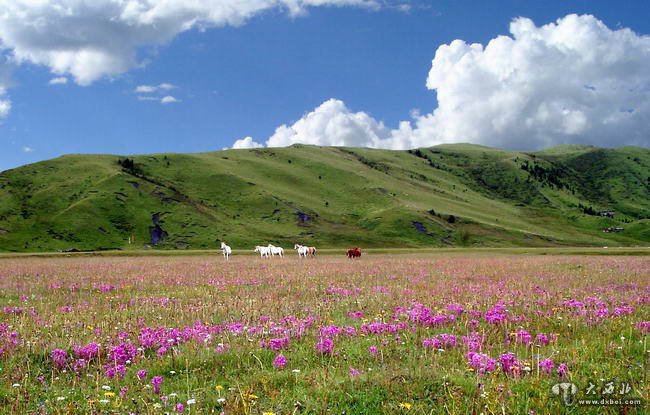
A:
347;247;361;258
220;242;232;260
294;244;308;258
254;245;271;258
268;244;284;258
295;244;316;258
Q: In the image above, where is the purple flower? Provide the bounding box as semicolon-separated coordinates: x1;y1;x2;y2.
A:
152;375;164;394
466;352;496;374
273;354;287;369
368;346;379;356
136;369;148;381
484;303;508;324
50;349;68;369
73;342;100;360
557;363;569;378
175;403;185;412
539;358;554;375
349;367;362;377
515;330;532;346
314;337;334;355
636;321;650;333
261;337;290;351
499;352;520;376
104;364;127;379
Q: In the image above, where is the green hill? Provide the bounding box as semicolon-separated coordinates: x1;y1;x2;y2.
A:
0;144;648;252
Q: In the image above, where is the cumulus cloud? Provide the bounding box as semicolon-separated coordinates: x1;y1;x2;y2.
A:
407;13;650;149
235;14;650;150
49;77;68;85
267;99;391;147
0;0;376;86
160;95;180;104
232;136;263;149
21;146;34;153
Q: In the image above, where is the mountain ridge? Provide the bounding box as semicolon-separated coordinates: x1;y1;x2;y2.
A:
0;144;648;251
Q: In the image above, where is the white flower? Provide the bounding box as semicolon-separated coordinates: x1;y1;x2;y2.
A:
99;399;109;404
187;399;196;405
292;369;300;373
169;370;176;375
101;385;111;390
12;383;20;387
217;398;226;404
56;396;66;401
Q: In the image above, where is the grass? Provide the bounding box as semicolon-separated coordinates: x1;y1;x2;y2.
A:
0;144;648;252
0;253;647;414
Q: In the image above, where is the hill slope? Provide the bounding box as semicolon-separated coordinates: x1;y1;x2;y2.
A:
0;144;648;251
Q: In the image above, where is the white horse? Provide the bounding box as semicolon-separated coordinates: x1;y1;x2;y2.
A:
254;245;271;258
294;244;308;258
268;244;284;258
220;242;232;260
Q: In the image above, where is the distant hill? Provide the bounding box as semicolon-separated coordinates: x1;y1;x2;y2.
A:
0;144;648;252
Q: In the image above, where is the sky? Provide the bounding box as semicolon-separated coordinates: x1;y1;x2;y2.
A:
0;0;649;171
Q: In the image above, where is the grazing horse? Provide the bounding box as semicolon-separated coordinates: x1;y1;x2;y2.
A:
268;244;284;258
295;244;317;258
347;247;362;258
294;244;308;258
220;242;232;260
254;245;271;258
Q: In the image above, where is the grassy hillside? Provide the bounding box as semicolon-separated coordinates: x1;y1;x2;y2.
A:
0;144;648;252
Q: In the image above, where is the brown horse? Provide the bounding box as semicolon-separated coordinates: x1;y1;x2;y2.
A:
346;247;361;258
306;246;316;257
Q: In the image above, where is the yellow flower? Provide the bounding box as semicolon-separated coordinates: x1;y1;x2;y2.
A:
104;392;115;398
215;385;224;391
263;412;276;415
247;394;259;400
398;402;412;410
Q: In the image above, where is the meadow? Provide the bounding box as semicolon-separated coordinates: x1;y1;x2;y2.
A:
0;253;647;414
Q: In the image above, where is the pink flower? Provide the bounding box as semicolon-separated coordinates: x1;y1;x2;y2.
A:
50;349;68;369
349;367;362;377
539;358;554;375
636;321;650;333
314;337;334;355
466;352;496;374
136;369;148;381
152;375;164;394
499;353;520;376
368;346;379;356
273;354;287;369
557;363;569;378
175;403;185;412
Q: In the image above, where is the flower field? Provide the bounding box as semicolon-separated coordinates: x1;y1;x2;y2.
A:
0;253;648;414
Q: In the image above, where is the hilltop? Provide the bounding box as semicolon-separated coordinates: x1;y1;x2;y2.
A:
0;144;648;252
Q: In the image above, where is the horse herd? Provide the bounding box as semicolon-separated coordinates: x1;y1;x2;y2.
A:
219;242;362;260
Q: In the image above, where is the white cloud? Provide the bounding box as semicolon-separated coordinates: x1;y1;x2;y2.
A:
135;83;175;93
22;146;34;153
0;96;10;119
266;99;391;147
241;14;650;150
160;95;180;104
232;136;263;149
49;77;68;85
408;13;650;149
0;0;376;86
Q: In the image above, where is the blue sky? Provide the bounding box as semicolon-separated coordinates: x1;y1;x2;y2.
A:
1;0;649;171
